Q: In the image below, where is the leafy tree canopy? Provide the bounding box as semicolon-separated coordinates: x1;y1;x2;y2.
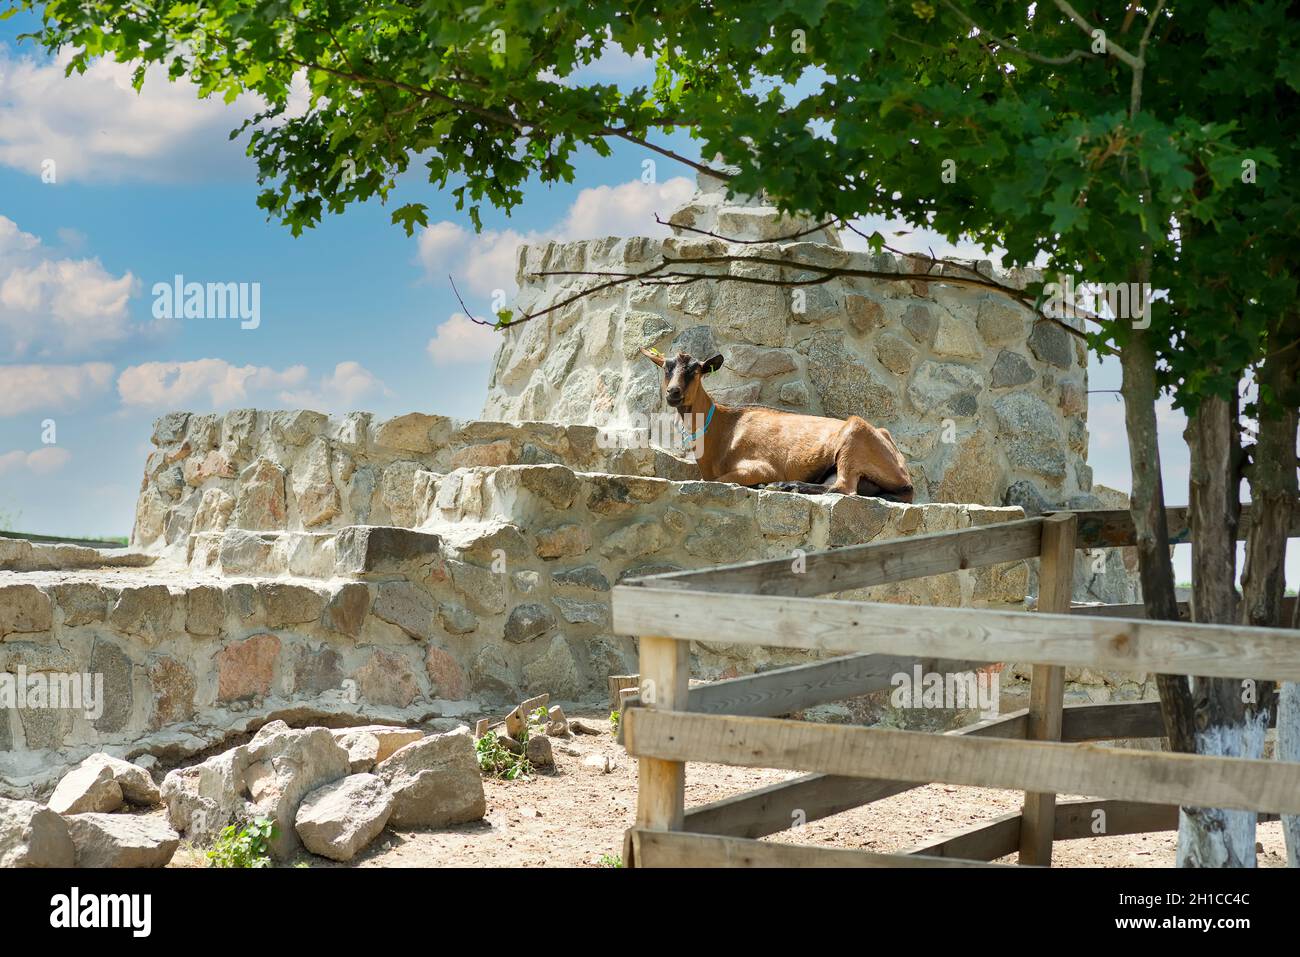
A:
10;0;1298;410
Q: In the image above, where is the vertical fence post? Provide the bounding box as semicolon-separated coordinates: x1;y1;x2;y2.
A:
1019;512;1077;866
635;635;690;834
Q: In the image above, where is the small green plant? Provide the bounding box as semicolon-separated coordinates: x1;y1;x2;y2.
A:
206;818;277;868
597;853;623;868
476;730;532;780
609;710;620;736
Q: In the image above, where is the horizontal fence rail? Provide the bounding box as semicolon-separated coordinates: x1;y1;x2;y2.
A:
624;710;1300;816
613;587;1300;682
633;516;1045;596
1054;502;1300;549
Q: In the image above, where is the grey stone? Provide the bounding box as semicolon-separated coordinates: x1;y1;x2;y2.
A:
270;409;327;446
551;565;611;592
522;635;583;699
725;345;797;378
86;641;133;734
372;582;437;640
669;325;721;362
151;411;191;446
755;491;814;536
1028;320;1073;369
0;798;75;867
437;602;478;635
902;303;940;345
331;727;425;773
807;331;897;420
991;350;1035;388
242;721;351;859
108;585;174;645
778;381;810;407
1003;480;1050;516
375;728;486;828
334;525;443;575
322;582;370;638
291;643;344;695
975;296;1026;344
161;746;251;839
49;582;107;627
553;596;608;626
906;360;984;417
233;457;288;530
261;583;327;628
48;760;124;814
66;813;179;868
0;584;53;636
993;392;1067;479
504;603;557;644
295;773;395;862
218;529;279;575
184;582;224;634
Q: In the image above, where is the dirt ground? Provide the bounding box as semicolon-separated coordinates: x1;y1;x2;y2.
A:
169;709;1290;868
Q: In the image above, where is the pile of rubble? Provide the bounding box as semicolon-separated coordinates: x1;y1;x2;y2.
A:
0;719;486;867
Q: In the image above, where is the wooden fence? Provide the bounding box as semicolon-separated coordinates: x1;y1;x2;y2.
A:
614;505;1300;867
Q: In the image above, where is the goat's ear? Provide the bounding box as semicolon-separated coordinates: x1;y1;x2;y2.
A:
702;354;725;374
640;348;665;368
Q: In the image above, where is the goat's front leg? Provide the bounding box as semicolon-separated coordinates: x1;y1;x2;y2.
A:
712;461;781;487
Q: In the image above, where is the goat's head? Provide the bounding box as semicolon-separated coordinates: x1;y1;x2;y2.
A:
641;349;724;410
860;426;915;503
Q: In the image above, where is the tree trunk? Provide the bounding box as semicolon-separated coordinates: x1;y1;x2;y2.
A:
1177;393;1258;867
1119;331;1196;752
1245;311;1300;865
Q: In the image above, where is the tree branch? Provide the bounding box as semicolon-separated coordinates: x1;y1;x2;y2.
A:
944;1;1096;66
1053;0;1141;68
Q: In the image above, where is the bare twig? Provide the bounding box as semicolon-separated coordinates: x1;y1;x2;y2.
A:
1052;0;1141;68
944;1;1096;66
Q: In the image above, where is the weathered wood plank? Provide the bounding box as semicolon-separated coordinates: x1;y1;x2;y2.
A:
634;637;689;831
1056;501;1300;550
612;586;1300;681
1020;513;1075;866
1060;700;1167;741
629;828;1012;868
625;517;1044;597
908;811;1022;861
1073;596;1295;621
687;653;916;717
681;709;1029;839
625;710;1300;815
906;799;1180;860
1052;799;1179;841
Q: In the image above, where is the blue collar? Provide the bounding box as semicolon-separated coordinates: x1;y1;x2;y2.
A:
678;404;715;443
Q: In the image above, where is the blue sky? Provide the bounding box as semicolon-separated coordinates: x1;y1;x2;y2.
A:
0;12;1290;588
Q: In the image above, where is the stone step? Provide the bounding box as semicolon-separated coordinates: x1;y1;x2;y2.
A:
0;535;155;573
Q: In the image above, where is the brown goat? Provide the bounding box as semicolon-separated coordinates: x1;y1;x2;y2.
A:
643;348;914;502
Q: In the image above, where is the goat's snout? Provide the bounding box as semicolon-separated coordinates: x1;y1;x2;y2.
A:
665;387;683;406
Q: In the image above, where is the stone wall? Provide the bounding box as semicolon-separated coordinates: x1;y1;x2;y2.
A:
5;473;1033;795
482;176;1093;508
132;409;698;553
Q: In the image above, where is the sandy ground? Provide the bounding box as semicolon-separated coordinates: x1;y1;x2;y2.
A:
168;710;1290;868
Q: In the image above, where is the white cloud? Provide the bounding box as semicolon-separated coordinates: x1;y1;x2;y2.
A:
0;363;115;417
278;361;390;410
116;359;308;409
427;313;501;366
0;45;264;182
0;447;72;476
0;215;140;359
417;176;696;299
